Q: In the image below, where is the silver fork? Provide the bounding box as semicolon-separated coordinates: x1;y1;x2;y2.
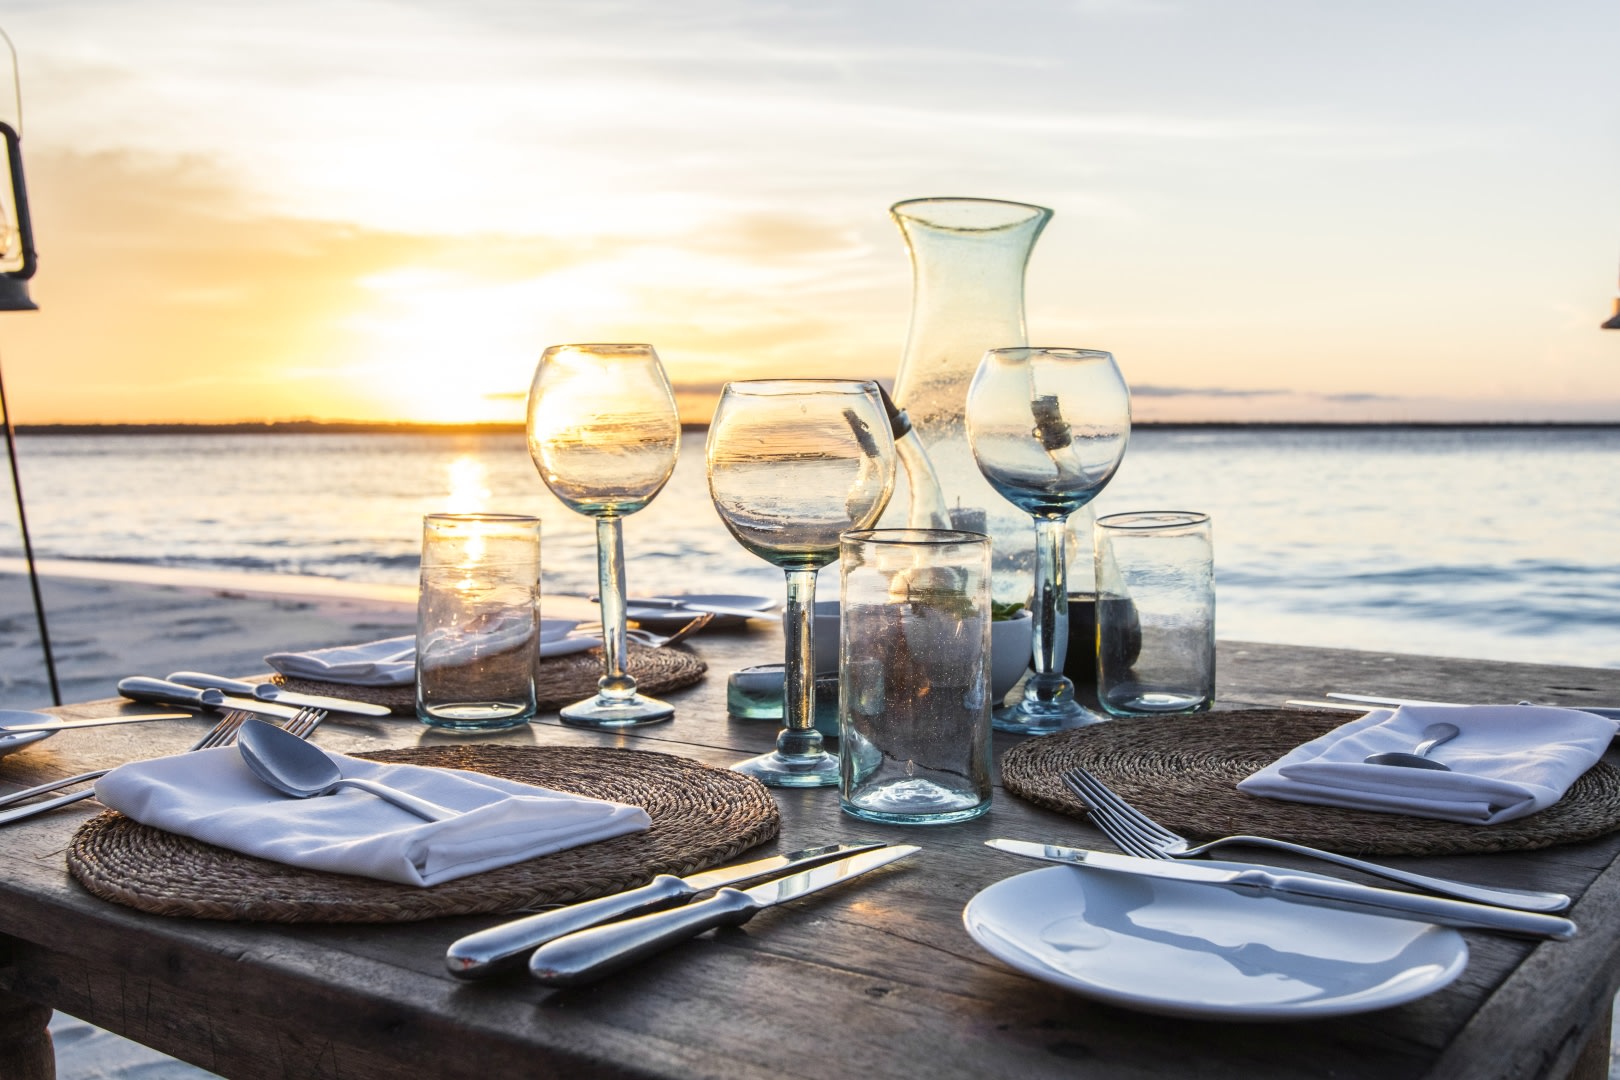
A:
1059;765;1572;912
582;611;715;649
0;707;327;824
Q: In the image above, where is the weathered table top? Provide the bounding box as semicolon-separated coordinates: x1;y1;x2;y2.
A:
3;626;1620;1080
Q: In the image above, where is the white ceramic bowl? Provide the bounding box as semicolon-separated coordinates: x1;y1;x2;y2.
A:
989;610;1032;699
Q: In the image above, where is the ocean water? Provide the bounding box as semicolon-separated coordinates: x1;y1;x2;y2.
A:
2;425;1617;670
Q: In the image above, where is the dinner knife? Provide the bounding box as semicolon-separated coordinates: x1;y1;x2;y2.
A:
986;840;1577;940
117;677;302;720
529;844;921;986
446;841;888;979
0;713;192;735
1325;693;1620;722
166;672;393;717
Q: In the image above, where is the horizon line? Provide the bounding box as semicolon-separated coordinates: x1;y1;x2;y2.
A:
11;419;1620;435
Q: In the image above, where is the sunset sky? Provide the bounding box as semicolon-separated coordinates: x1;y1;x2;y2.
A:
1;1;1617;425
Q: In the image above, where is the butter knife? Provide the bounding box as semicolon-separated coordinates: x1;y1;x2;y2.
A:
117;677;302;720
530;845;920;986
0;713;192;735
446;841;887;979
987;840;1577;940
1325;693;1620;721
166;672;392;717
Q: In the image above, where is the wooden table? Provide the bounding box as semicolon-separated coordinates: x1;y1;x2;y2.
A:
4;628;1620;1080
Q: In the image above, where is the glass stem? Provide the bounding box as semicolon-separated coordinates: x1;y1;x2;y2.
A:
778;568;824;758
595;515;637;700
1030;515;1071;683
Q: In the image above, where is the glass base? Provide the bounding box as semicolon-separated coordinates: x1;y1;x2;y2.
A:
1101;685;1212;717
731;749;841;788
841;780;992;825
992;698;1109;735
559;693;675;728
418;701;535;732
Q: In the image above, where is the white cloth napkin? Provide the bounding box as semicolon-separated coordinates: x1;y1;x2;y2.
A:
265;620;595;687
95;744;650;886
1238;704;1618;824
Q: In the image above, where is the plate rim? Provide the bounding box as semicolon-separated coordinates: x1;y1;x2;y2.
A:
962;863;1468;1020
640;593;775;610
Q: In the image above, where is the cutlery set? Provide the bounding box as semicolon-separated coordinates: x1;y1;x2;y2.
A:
0;706;326;825
448;841;910;983
0;671;382;825
118;674;390;719
986;839;1575;939
1059;763;1570;910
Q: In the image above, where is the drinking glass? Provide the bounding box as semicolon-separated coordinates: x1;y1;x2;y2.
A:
706;380;896;786
839;528;993;824
416;513;542;731
527;344;681;727
966;347;1130;733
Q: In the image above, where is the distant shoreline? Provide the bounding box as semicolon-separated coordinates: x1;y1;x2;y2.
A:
11;419;1620;436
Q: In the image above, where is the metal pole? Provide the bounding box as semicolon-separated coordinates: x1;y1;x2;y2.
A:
0;347;58;704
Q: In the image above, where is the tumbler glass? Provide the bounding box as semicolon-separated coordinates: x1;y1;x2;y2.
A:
839;528;993;825
416;513;542;731
1094;511;1214;716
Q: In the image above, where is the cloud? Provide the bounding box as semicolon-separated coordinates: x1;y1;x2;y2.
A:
1130;384;1290;399
1323;391;1405;403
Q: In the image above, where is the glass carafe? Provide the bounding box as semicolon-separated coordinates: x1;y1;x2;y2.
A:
889;197;1053;605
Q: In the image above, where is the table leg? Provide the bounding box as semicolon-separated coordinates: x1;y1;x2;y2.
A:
1566;1008;1612;1080
0;987;54;1080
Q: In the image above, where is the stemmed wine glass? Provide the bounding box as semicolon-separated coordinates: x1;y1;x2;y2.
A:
966;347;1130;733
527;343;682;727
706;380;896;786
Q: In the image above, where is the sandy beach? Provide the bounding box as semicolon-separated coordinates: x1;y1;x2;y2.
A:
0;558;418;710
2;562;418;1080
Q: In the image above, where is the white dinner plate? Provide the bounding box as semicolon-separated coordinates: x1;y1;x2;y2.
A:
625;594;776;631
0;709;63;757
963;863;1467;1020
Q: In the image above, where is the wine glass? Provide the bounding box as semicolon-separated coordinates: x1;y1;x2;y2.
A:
527;343;682;727
966;347;1130;733
706;380;896;786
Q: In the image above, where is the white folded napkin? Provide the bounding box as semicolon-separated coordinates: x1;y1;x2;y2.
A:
265;620;596;687
1238;704;1618;824
95;744;650;886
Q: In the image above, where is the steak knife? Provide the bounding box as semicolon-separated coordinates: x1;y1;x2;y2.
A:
166;672;393;717
529;845;920;986
986;840;1576;940
117;677;302;720
447;841;887;979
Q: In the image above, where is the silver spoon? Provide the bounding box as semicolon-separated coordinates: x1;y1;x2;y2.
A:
237;718;453;821
1364;721;1461;770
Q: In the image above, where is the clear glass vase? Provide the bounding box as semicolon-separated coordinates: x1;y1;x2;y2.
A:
888;197;1053;605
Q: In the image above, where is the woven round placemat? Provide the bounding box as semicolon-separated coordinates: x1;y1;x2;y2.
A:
67;744;779;923
274;642;706;715
1000;708;1620;856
